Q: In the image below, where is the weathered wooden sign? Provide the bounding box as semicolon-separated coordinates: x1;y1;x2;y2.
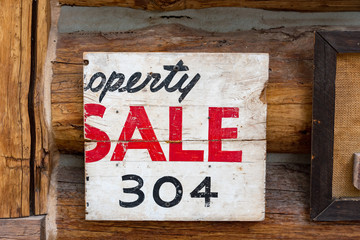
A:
83;52;268;221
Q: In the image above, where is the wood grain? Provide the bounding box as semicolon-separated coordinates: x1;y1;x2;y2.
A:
354;153;360;190
52;25;315;154
83;53;268;221
54;156;360;239
320;31;360;53
0;216;45;240
32;0;51;215
311;31;360;221
311;32;337;220
58;0;360;12
0;0;32;218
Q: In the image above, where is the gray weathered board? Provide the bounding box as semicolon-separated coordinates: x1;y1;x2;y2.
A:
83;53;268;221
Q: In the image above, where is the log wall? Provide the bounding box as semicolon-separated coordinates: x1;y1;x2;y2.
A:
1;0;360;238
52;25;316;154
54;154;360;239
47;2;360;239
59;0;360;11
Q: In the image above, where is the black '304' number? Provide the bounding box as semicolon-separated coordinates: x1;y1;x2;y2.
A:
119;175;218;208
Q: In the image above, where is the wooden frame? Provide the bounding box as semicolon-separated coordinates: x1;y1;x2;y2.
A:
311;31;360;221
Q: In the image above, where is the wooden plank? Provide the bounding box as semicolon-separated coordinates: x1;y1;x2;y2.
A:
58;0;360;12
32;0;51;215
354;153;360;190
52;25;316;154
320;31;360;53
313;198;360;221
53;155;360;239
83;52;268;221
0;0;32;218
0;216;45;240
310;32;337;220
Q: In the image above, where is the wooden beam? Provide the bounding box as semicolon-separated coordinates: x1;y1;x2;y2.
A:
0;216;45;240
58;0;360;12
52;155;360;239
0;0;51;218
52;25;316;154
33;0;51;215
0;0;32;218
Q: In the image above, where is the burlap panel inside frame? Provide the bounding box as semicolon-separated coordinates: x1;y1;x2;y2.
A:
333;53;360;197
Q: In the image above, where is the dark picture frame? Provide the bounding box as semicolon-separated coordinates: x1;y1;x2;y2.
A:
311;31;360;221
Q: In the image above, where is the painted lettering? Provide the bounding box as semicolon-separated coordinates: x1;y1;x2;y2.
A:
208;107;242;162
84;103;111;163
84;60;200;103
85;106;242;162
169;106;204;161
111;106;166;161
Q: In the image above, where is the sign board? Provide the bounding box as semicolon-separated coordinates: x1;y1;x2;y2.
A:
83;52;268;221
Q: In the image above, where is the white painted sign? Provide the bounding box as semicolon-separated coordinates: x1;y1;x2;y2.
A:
83;52;268;221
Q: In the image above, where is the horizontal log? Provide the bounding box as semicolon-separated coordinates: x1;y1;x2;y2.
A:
59;0;360;12
52;25;316;153
0;216;45;240
52;154;360;239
